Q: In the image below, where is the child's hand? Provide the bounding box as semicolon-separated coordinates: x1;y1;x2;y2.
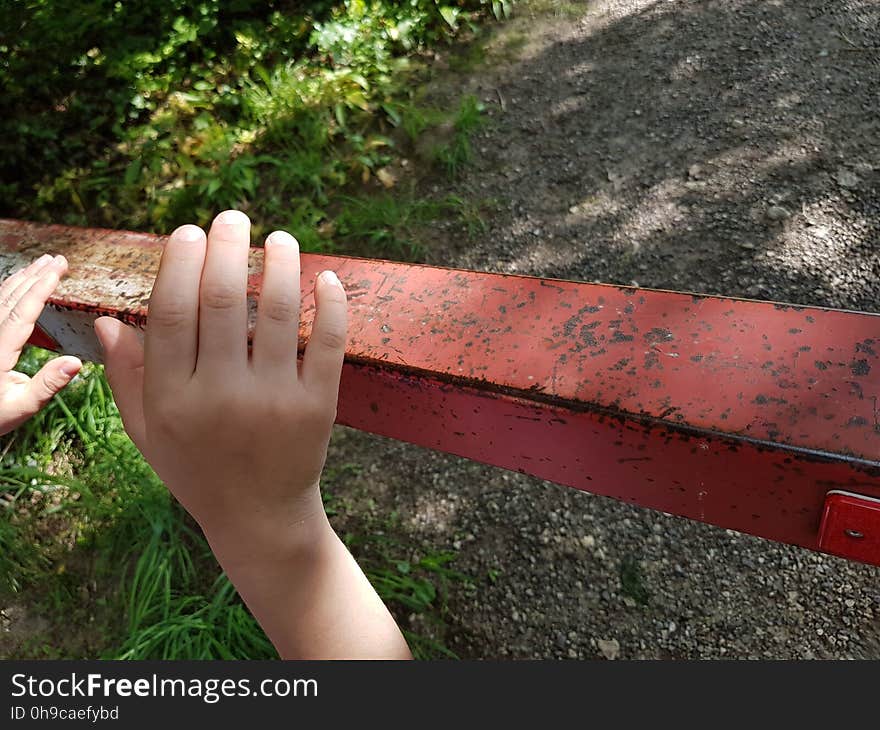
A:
95;210;410;658
0;254;82;436
94;210;345;544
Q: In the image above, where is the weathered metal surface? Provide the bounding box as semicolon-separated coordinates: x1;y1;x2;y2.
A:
3;218;880;563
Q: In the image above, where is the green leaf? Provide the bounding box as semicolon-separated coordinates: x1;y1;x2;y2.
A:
349;73;369;90
344;89;370;111
254;64;271;87
439;6;459;30
123;159;142;186
381;103;402;127
334;102;347;128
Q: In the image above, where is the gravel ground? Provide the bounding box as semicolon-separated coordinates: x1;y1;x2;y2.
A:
330;0;880;659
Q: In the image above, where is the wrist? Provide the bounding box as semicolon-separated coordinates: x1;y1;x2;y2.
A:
196;482;331;570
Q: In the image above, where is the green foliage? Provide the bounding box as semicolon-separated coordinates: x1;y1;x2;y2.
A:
445;193;494;237
620;555;650;606
336;193;447;259
0;515;46;595
1;0;506;255
344;531;468;659
334;186;491;260
431;94;487;176
117;574;277;660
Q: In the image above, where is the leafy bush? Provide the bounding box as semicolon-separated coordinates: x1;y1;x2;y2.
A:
1;0;503;254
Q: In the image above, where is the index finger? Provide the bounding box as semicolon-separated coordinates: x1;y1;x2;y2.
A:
0;254;53;303
0;258;65;371
144;225;206;398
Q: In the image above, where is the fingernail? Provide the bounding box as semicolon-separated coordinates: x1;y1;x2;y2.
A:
60;360;80;377
51;255;66;267
267;230;297;247
214;209;250;226
321;270;341;287
34;254;53;268
173;224;204;242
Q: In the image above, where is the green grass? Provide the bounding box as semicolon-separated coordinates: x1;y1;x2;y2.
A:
528;0;584;18
1;347;465;659
431;95;488;177
337;194;439;259
117;574;276;661
343;531;469;659
0;516;45;595
619;555;650;606
333;188;494;260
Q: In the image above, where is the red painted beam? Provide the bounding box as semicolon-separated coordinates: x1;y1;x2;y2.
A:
3;219;880;564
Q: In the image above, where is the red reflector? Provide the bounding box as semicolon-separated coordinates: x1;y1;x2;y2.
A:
818;491;880;566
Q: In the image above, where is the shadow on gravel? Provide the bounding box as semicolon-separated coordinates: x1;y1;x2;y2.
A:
467;0;879;311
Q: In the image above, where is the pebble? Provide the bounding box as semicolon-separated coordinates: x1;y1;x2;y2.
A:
597;638;621;660
835;169;860;189
766;205;790;221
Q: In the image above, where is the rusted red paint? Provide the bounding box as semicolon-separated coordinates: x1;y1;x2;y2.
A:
3;218;880;564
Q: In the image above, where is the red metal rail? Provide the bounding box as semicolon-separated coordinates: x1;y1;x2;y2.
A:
3;219;880;565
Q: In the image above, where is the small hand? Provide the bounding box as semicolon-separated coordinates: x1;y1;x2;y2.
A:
0;254;82;436
93;210;348;541
95;210;409;658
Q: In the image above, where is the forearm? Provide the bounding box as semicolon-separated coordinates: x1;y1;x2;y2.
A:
202;489;412;660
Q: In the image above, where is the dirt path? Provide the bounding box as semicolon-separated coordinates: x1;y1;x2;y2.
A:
330;0;880;659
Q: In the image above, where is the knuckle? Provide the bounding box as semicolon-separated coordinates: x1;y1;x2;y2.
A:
43;378;65;398
5;305;24;325
261;294;297;324
266;397;296;424
318;403;338;427
30;381;54;405
202;284;241;311
315;327;346;351
149;302;189;331
153;419;180;442
150;404;191;441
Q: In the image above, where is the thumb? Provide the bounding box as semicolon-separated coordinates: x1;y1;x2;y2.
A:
94;316;146;447
23;355;82;415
